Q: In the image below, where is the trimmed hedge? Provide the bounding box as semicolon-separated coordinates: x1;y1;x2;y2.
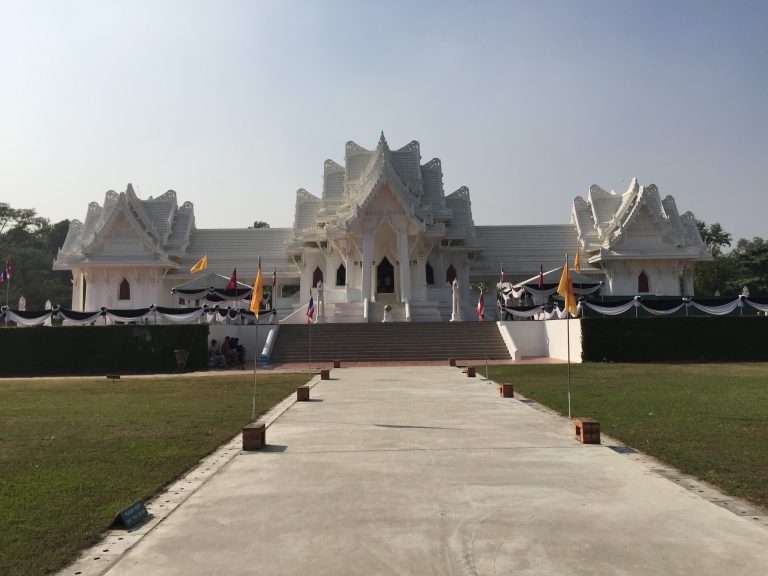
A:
581;317;768;362
0;324;209;377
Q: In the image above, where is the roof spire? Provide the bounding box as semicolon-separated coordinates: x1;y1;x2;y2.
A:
377;131;389;150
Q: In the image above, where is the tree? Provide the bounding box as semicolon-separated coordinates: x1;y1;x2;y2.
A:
730;237;768;296
696;220;732;257
252;221;270;229
0;203;71;310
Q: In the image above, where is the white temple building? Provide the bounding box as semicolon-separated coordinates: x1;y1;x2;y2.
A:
53;134;711;321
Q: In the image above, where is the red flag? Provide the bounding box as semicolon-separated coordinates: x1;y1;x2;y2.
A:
225;268;237;290
538;265;544;289
477;292;484;321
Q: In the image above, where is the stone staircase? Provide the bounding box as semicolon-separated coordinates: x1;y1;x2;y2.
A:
269;321;512;363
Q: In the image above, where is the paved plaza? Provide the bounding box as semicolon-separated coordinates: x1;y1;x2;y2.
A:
99;366;767;575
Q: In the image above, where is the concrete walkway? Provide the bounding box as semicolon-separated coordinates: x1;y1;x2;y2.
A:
102;366;767;575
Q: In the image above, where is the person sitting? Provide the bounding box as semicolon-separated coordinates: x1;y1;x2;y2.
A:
233;338;246;367
221;336;238;367
209;339;225;369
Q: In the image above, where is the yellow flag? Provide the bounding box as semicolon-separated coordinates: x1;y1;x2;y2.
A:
250;261;263;318
190;254;208;273
557;256;578;317
574;250;581;272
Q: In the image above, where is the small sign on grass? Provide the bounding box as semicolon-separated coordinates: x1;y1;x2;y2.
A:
112;500;149;529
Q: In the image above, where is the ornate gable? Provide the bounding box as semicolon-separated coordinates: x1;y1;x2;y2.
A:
573;178;712;262
54;184;194;269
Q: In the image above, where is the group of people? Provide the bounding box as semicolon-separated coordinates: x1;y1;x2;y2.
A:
209;336;245;369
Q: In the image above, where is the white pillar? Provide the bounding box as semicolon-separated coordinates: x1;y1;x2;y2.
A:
397;230;411;303
450;279;463;321
361;231;373;302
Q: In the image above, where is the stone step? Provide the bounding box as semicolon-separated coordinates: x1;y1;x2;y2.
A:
270;322;511;363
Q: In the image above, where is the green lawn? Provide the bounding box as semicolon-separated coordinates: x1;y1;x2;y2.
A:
0;373;308;576
487;363;768;510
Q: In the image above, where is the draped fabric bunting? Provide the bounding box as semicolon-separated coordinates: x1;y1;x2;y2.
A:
501;285;526;299
104;307;153;324
499;305;545;318
1;295;764;327
746;298;768;313
640;302;686;316
155;307;205;324
581;299;639;316
504;283;602;301
688;298;742;316
171;286;253;303
1;307;50;327
58;308;104;326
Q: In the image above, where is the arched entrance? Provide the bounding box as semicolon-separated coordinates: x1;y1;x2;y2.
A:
376;257;395;295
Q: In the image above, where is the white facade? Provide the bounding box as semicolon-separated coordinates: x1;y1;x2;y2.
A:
53;135;711;320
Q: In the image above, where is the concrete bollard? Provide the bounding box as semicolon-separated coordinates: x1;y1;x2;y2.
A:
499;383;514;398
573;418;600;444
242;422;266;451
466;366;476;378
321;369;330;380
297;385;310;401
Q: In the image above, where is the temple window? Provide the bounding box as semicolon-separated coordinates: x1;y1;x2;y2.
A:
313;266;324;287
426;262;435;285
638;270;650;293
336;264;346;286
282;285;300;298
446;264;457;284
118;278;131;300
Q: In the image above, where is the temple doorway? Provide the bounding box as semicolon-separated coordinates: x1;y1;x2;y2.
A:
376;257;395;295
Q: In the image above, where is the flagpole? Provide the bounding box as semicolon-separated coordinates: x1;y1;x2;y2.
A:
566;254;572;419
4;272;8;327
250;259;263;422
483;283;489;380
251;313;259;421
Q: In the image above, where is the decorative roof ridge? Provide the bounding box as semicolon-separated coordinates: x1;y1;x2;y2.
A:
324;159;344;173
166;201;195;253
445;186;470;200
396;140;420;154
296;188;321;202
345;140;369;153
422;157;442;171
609;184;676;245
81;192;164;256
123;184;164;244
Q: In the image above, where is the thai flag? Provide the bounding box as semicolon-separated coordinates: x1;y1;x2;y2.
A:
477;292;484;321
0;256;11;284
538;264;544;289
307;296;314;324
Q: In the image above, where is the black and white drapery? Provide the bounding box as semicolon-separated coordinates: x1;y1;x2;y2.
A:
499;304;573;320
171;286;253;304
0;306;52;327
1;295;766;327
502;282;603;301
578;295;768;317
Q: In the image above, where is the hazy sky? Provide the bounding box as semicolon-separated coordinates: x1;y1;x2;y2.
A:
1;1;766;242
